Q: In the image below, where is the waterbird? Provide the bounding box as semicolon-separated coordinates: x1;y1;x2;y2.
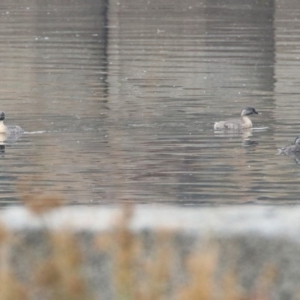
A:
278;136;300;155
214;107;259;130
0;111;24;138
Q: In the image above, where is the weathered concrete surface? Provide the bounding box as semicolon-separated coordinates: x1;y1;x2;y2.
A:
2;205;300;235
2;205;300;300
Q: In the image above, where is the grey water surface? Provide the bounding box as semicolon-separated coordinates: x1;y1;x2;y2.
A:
0;0;299;205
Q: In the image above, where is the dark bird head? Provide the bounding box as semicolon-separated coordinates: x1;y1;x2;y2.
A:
0;112;5;121
241;107;258;116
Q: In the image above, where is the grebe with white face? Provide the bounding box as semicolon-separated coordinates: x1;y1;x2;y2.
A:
0;112;24;138
214;107;259;130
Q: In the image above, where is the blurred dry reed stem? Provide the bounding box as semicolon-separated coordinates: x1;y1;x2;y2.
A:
247;264;277;300
112;203;138;300
0;272;28;300
0;223;28;300
178;245;219;300
220;269;243;300
18;178;64;214
96;203;174;300
33;230;93;300
137;230;173;300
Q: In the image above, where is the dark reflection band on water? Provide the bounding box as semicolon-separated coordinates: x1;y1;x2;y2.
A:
0;0;300;205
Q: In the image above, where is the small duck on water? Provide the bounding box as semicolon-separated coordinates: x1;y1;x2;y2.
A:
214;107;259;130
278;136;300;155
0;112;23;137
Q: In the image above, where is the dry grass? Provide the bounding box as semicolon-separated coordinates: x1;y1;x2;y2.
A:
112;204;138;300
0;195;279;300
0;223;28;300
33;231;92;300
96;205;277;300
137;230;173;300
178;245;219;300
0;272;28;300
95;204;175;300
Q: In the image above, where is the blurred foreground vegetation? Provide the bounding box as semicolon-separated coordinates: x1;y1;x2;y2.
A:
0;189;278;300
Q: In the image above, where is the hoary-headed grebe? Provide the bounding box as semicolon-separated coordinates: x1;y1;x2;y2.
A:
214;107;259;130
0;112;23;137
278;136;300;155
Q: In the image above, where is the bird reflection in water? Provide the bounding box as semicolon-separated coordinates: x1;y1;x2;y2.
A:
214;128;259;148
0;131;23;153
0;133;6;153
